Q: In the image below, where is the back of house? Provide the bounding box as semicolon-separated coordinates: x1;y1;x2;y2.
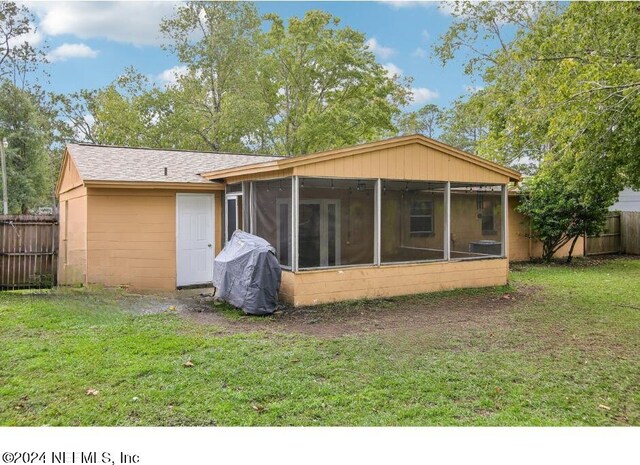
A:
56;135;582;305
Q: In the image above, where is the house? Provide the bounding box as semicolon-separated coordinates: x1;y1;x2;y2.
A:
56;134;582;306
610;188;640;212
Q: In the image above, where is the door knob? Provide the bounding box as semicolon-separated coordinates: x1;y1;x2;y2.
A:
208;244;212;247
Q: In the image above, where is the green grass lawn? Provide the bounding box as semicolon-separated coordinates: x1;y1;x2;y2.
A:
0;257;638;426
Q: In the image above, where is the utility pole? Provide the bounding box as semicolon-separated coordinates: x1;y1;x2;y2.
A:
1;138;8;215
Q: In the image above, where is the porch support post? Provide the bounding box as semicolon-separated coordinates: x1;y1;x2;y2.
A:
374;178;381;266
242;181;249;232
444;181;451;261
292;176;299;272
501;184;509;258
249;181;255;235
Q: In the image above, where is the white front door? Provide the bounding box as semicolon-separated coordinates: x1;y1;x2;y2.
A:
176;193;215;287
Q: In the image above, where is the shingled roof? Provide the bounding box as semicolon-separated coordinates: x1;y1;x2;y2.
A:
66;143;282;184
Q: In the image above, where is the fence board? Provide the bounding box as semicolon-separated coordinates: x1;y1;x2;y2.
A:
586;213;621;255
621;211;640;255
0;215;58;290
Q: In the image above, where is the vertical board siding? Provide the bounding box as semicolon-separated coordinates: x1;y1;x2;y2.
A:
621;211;640;255
0;215;58;290
293;143;509;183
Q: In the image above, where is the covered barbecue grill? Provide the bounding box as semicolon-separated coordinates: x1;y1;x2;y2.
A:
212;230;282;315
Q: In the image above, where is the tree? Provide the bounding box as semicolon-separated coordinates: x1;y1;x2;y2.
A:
53;68;200;150
160;1;266;152
491;1;640;191
0;81;52;213
433;2;639;260
396;104;441;138
437;97;488;155
434;1;557;76
433;1;559;170
261;10;410;155
0;2;47;88
49;90;100;144
435;2;640;192
517;161;614;263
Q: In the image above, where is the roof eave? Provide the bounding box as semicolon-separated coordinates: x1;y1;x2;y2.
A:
83;180;225;190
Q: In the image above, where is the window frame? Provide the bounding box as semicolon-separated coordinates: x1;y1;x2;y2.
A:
409;198;435;237
480;196;497;236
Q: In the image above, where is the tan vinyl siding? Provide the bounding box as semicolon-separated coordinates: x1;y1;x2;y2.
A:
280;258;508;307
293;144;509;184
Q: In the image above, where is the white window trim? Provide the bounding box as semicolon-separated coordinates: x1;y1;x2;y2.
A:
409;198;435;236
224;192;242;243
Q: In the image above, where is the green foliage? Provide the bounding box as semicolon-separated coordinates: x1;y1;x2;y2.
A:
0;81;53;213
495;2;640;190
517;163;613;263
434;1;555;76
396;104;441;138
435;2;639;261
58;5;411;156
49;90;100;144
437;97;489;155
437;2;640;190
261;10;410;155
160;1;267;152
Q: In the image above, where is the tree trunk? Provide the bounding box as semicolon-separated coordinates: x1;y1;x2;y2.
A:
566;235;580;264
542;241;554;262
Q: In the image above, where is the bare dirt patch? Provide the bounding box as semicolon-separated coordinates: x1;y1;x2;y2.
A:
175;287;522;339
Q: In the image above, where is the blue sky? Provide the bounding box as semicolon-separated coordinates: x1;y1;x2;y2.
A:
27;1;486;110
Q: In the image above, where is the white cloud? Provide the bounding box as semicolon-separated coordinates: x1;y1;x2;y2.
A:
412;47;427;58
7;29;44;49
421;29;430;41
379;0;432;9
379;1;451;15
157;65;188;87
365;38;395;59
31;1;177;46
47;43;99;62
410;87;440;104
382;62;403;78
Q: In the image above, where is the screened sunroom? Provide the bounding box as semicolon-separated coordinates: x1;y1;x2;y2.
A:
224;177;507;270
207;135;520;306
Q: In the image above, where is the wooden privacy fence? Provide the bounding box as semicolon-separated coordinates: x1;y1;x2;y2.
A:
620;211;640;255
585;213;621;256
0;215;58;290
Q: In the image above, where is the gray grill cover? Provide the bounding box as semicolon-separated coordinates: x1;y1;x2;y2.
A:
213;230;282;315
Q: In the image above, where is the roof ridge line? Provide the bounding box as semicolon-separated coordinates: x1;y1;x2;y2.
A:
70;142;284;158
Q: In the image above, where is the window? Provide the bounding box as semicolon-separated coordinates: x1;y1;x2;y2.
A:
225;183;243;243
481;196;496;235
410;199;434;236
